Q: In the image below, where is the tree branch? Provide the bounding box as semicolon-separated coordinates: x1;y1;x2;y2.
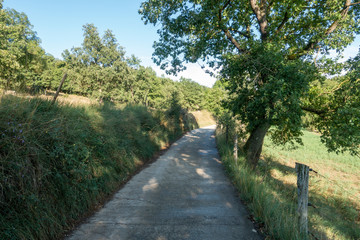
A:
219;0;231;14
223;30;246;52
250;0;268;41
218;0;247;52
288;0;352;59
275;10;289;35
319;78;360;95
324;0;351;36
319;79;350;95
347;1;360;6
230;28;251;39
301;106;327;116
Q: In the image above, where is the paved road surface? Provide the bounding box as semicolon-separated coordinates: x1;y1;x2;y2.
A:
67;126;262;240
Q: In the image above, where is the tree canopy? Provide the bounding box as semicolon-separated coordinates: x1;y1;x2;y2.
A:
0;2;46;90
140;0;360;167
140;0;360;70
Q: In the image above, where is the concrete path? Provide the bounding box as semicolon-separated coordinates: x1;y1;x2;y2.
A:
67;126;261;240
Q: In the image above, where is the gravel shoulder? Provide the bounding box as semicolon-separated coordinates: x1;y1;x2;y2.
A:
67;126;262;240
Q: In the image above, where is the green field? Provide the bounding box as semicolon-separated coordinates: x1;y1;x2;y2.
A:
216;128;360;240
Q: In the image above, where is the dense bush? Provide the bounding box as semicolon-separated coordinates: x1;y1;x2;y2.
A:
0;95;198;240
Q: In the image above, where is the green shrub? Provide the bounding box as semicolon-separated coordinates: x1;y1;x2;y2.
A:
0;95;197;240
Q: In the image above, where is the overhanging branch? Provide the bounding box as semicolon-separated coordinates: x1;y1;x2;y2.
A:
347;1;360;6
288;0;353;60
230;28;251;39
223;30;246;52
275;10;289;35
301;106;327;116
218;0;247;53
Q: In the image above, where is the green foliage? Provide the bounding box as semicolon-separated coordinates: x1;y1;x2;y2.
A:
0;5;46;91
0;4;219;113
303;71;360;155
176;77;206;110
202;81;228;117
139;0;360;165
0;95;198;240
166;91;182;118
222;45;320;146
60;24;131;101
139;0;360;72
57;23;216;110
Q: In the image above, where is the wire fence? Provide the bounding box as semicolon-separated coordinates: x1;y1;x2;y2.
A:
309;168;360;202
296;162;360;240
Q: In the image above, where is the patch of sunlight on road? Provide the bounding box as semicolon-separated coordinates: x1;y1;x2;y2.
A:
196;168;211;179
226;202;233;208
142;177;159;192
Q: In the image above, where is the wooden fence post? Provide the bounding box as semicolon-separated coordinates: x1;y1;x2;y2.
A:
233;133;238;163
296;162;309;237
51;73;67;105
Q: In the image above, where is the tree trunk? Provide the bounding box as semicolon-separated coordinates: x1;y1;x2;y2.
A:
244;122;270;169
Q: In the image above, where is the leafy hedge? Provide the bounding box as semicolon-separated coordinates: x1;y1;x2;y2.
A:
0;95;198;240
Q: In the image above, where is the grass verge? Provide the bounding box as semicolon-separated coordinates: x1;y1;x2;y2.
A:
216;127;302;240
216;127;360;240
0;94;198;240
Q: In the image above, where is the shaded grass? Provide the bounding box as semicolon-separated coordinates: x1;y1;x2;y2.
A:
216;127;360;240
0;95;198;240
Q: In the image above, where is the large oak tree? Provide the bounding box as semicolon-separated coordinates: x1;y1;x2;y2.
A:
140;0;360;168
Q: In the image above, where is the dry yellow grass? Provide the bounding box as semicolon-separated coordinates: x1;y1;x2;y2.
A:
2;89;97;106
190;110;216;127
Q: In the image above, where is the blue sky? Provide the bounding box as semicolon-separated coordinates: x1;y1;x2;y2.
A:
3;0;360;87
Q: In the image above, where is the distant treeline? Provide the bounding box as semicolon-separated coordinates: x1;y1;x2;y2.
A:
0;5;224;112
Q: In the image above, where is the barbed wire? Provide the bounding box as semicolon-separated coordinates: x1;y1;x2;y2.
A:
309;168;360;202
307;166;360;240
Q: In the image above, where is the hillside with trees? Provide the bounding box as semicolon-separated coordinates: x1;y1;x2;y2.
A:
0;3;221;112
0;2;221;239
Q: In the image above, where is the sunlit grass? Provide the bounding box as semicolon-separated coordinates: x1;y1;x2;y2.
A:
262;130;360;239
190;110;216;127
216;127;360;240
